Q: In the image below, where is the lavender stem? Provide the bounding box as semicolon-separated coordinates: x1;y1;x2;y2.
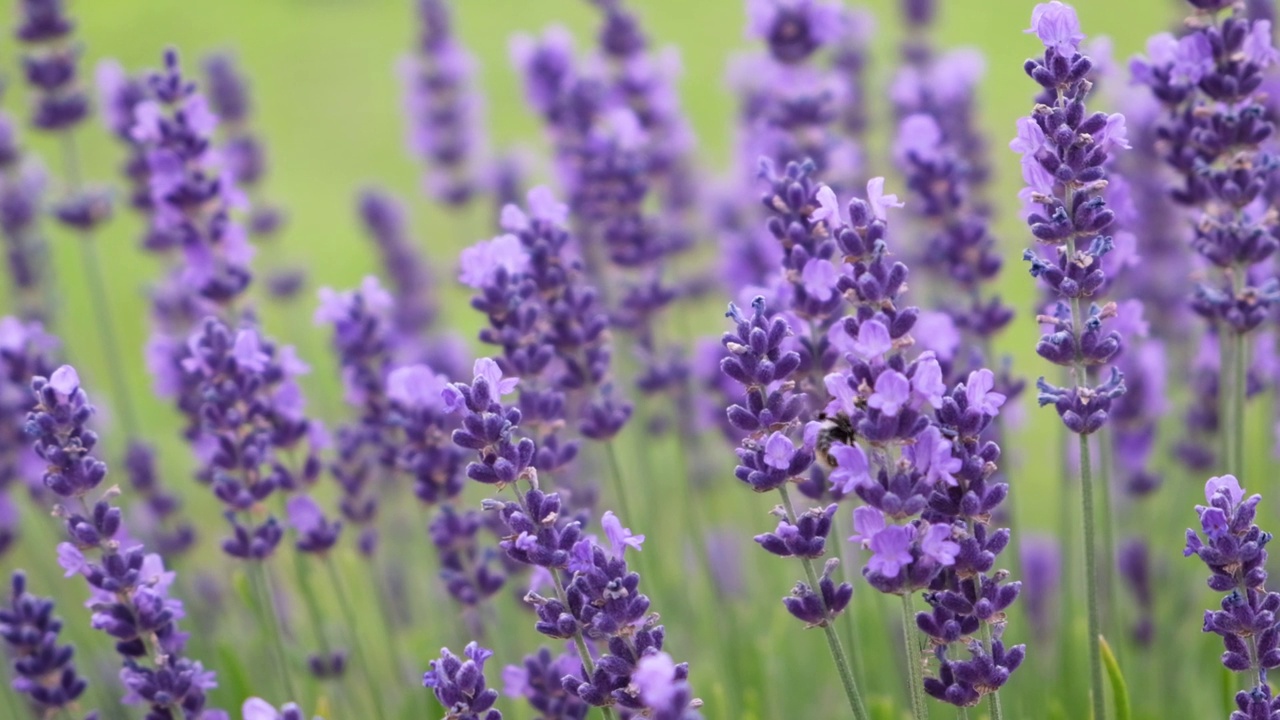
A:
551;570;619;720
60;133;139;438
1220;334;1233;477
900;593;928;720
1097;432;1117;633
778;485;870;720
1231;301;1246;480
322;557;388;720
604;440;634;533
250;560;298;701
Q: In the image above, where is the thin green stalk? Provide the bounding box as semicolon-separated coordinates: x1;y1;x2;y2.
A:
1220;329;1233;475
1097;432;1117;636
1077;433;1106;720
60;133;139;438
900;593;928;720
250;560;298;700
981;623;1005;720
958;709;969;720
829;513;865;688
603;440;634;524
1068;241;1106;720
323;556;388;720
1232;327;1246;481
778;485;870;720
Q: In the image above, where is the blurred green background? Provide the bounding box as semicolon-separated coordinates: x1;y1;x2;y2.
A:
0;0;1239;719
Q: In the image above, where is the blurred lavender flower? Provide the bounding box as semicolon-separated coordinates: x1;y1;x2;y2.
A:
503;646;590;719
1018;534;1060;643
15;0;89;133
0;112;51;321
242;697;319;720
401;0;485;205
0;571;90;715
0;316;55;553
1117;537;1154;645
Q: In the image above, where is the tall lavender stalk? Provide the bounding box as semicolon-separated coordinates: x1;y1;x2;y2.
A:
1185;475;1280;717
16;0;136;437
1015;4;1130;718
0;111;52;322
0;316;56;559
1131;1;1279;479
0;571;92;718
26;365;224;719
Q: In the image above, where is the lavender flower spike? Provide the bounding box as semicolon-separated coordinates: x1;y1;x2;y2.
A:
423;642;502;720
1017;5;1119;719
1185;475;1280;698
0;571;90;716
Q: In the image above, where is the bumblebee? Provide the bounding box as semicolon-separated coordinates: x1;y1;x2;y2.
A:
814;412;856;468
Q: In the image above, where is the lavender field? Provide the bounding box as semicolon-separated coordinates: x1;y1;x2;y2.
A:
0;0;1276;718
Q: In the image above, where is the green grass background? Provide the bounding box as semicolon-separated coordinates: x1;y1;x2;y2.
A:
0;1;1249;719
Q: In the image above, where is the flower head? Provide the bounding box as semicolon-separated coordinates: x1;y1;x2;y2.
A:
867;524;915;578
1026;1;1083;55
866;177;904;221
458;234;531;288
601;511;645;558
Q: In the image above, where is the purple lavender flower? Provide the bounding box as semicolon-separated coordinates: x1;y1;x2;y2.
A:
15;0;89;133
203;53;284;240
0;571;90;714
502;647;589;720
423;642;501;720
0;114;50;320
401;0;485;205
0;316;55;553
242;698;316;720
1018;534;1061;643
25;365;222;718
1186;475;1280;698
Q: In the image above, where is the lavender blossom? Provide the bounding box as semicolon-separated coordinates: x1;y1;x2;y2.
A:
242;698;318;720
0;316;55;554
0;112;50;320
182;319;319;559
0;571;90;715
1185;475;1280;698
423;642;501;720
401;0;485;205
25;365;222;718
503;647;590;719
15;0;89;133
203;53;285;241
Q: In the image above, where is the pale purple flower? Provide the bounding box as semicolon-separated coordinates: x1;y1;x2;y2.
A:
232;330;269;372
811;185;841;226
1026;1;1083;55
894;113;943;164
1244;21;1279;68
910;354;946;410
867;370;910;417
1204;474;1244;507
286;495;325;534
502;665;529;698
912;311;960;361
823;372;859;416
848;506;885;548
633;651;678;709
57;543;87;578
801;258;840;302
1009;116;1047;158
527;185;569;225
387;364;449;410
921;523;960;566
964;369;1007;416
763;431;797;470
48;365;80;401
474;357;519;397
514;532;538;552
905;426;961;487
1097;113;1130;152
866;177;904;221
868;524;915;578
829;443;871;494
602;511;645;558
458;234;531;288
851;319;892;360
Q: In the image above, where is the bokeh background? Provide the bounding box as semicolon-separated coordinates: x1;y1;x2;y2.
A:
0;0;1241;719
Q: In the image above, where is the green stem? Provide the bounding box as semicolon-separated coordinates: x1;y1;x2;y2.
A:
829;513;865;689
1232;327;1246;481
1077;434;1106;720
603;440;633;524
1220;329;1233;475
900;593;929;720
778;485;870;720
251;560;298;701
1097;432;1117;637
981;623;1005;720
60;132;139;439
323;557;388;720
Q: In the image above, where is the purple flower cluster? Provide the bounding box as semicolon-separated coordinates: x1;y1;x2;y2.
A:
24;365;222;719
181;319;321;559
464;187;630;449
15;0;89;133
423;642;502;720
0;571;90;716
443;362;698;717
1185;475;1280;705
0;112;49;321
1016;1;1129;435
1132;8;1280;335
132;49;254;306
0;316;55;556
401;0;484;205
